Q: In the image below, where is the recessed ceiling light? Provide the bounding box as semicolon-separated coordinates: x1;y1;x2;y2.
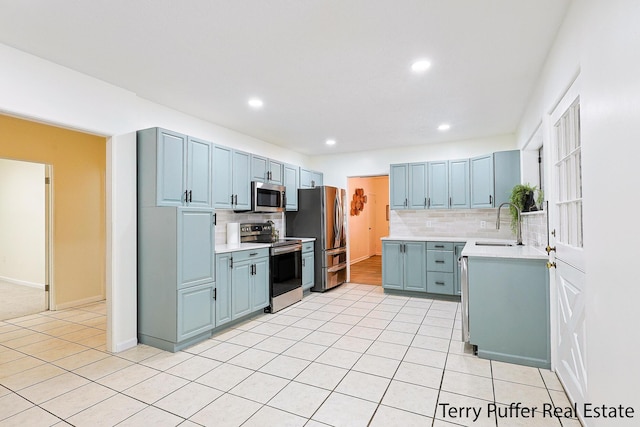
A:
411;59;431;73
326;139;336;146
248;98;263;108
438;123;451;131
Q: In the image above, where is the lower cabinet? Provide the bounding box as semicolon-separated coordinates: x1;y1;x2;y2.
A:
382;241;426;292
302;242;315;291
382;239;465;297
215;248;270;325
468;256;550;368
178;283;216;341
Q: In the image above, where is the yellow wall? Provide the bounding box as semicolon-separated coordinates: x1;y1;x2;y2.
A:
0;114;106;308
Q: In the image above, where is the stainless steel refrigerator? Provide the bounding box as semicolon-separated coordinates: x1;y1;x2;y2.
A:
286;186;347;292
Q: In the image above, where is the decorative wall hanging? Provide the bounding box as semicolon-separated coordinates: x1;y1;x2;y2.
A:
350;188;367;216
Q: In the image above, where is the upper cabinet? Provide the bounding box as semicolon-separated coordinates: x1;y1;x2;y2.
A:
283;163;299;211
470;154;494;208
493;150;521;206
137;127;213;208
449;159;470;209
300;168;324;189
251;155;284;185
213;145;251;210
391;150;519;211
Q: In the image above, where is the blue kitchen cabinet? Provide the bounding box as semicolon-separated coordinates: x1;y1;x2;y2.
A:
453;243;465;296
137;127;213;208
470;154;494;208
231;259;252;319
449;159;470;208
215;253;232;327
252;256;270;311
468;256;550;368
177;282;215;342
426;242;455;295
408;162;428;209
302;242;315;291
251;154;284;185
214;145;251;210
427;161;448;209
382;241;426;291
284;163;299;211
137;206;216;352
494;150;521;206
300;168;324;188
389;164;408;210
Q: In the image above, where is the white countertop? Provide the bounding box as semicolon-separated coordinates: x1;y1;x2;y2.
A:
461;238;548;260
215;237;316;254
381;236;468;243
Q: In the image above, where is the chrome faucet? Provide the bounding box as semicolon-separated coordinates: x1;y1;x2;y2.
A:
496;202;523;245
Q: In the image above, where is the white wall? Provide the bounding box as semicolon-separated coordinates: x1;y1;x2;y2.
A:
311;134;517;189
0;43;312;353
516;0;640;423
0;159;45;288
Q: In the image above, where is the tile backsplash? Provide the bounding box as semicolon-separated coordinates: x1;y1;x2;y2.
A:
389;208;549;247
215;210;284;245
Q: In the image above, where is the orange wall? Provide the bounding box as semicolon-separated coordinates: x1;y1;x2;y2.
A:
0;114;106;307
348;175;389;262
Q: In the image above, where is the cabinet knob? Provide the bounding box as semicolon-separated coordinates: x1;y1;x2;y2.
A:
546;261;556;269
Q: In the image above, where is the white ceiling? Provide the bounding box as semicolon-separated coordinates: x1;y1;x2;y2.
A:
0;0;570;155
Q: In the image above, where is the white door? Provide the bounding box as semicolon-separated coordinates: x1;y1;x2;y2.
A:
550;79;587;409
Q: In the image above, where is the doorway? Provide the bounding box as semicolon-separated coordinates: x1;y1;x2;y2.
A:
0;158;51;320
347;175;389;285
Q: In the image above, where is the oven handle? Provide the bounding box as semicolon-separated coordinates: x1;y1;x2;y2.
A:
271;244;302;255
327;261;347;273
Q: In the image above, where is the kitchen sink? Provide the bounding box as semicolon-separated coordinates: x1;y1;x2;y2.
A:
474;241;517;247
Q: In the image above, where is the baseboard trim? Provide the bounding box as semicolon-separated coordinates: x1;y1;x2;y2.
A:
114;338;138;353
53;295;104;311
350;255;372;265
0;275;45;290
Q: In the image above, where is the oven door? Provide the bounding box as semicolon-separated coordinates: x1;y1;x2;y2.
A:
270;249;302;298
252;181;285;213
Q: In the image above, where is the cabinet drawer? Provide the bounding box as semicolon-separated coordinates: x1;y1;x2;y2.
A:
302;242;314;253
427;242;454;251
427;272;454;295
232;248;269;262
427;250;454;272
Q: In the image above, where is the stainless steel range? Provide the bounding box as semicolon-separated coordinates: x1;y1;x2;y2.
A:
240;223;303;313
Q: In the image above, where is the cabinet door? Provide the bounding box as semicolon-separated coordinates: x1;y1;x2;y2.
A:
269;159;284;185
213;145;233;209
232;150;251;210
299;168;313;189
404;242;427;292
177;209;215;289
177;283;215;341
470;154;494;208
250;154;268;183
408;162;428;209
231;259;252;319
428;161;448;209
302;251;314;291
284;164;299;211
187;137;213;208
215;254;232;327
382;241;403;290
449;159;470;208
453;244;465;297
157;129;187;206
251;257;270;311
493;150;521;207
311;171;323;187
390;164;408;210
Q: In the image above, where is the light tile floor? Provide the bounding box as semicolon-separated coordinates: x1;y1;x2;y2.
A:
0;283;582;426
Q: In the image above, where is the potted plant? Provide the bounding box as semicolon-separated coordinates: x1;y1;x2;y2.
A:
508;184;543;232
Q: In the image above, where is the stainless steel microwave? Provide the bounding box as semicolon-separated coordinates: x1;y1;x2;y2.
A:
252;181;286;213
